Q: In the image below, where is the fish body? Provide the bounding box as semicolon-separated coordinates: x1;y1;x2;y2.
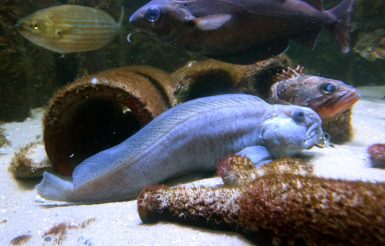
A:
36;94;323;203
270;66;360;119
129;0;354;64
16;5;124;54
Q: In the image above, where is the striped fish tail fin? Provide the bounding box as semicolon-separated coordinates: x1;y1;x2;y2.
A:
36;172;74;201
118;6;125;27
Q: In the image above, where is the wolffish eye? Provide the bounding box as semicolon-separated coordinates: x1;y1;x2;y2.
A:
145;7;161;23
292;110;306;123
321;83;336;94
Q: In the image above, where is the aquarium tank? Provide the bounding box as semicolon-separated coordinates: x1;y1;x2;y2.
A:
0;0;385;245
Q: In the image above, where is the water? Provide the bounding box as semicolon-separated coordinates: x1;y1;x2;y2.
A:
0;0;384;245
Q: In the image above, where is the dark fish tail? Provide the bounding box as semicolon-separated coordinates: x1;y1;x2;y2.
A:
325;0;355;53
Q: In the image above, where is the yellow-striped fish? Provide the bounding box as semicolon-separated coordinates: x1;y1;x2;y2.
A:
15;5;124;54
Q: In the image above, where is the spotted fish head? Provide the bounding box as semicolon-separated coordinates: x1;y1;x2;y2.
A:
272;75;360;119
303;77;360;119
261;105;324;158
129;0;190;42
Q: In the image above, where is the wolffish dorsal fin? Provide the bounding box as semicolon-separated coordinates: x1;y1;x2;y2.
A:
273;65;305;82
302;0;324;10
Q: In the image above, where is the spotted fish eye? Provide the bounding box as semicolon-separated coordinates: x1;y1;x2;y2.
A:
321;83;336;94
292;110;306;123
144;7;161;23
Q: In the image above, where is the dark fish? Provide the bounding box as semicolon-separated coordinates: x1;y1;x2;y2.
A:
15;5;124;54
129;0;354;64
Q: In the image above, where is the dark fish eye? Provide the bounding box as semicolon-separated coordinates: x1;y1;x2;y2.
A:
321;83;336;94
144;7;161;23
292;110;306;123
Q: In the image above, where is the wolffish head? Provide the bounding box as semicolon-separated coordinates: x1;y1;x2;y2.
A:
261;105;324;158
129;1;191;42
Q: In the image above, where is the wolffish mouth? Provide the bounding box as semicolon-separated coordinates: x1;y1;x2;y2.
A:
304;123;323;149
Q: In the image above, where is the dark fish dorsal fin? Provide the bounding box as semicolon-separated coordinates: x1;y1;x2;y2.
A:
302;0;324;10
273;65;305;82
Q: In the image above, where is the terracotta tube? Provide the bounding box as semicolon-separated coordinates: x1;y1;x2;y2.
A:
171;55;290;104
43;66;174;176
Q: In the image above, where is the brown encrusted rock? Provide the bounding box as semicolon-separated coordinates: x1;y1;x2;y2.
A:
368;143;385;168
9;141;51;179
217;155;312;186
322;109;354;144
138;185;242;227
138;158;385;245
237;172;385;245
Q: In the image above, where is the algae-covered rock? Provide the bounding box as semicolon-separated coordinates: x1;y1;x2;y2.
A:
0;127;9;147
354;29;385;61
8;141;51;179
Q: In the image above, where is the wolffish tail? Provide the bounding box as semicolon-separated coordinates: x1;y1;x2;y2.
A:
35;172;74;201
326;0;355;53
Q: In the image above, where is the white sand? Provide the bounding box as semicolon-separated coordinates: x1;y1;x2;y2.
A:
0;86;384;245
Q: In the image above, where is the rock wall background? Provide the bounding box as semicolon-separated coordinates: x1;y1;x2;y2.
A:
287;0;385;86
0;0;384;122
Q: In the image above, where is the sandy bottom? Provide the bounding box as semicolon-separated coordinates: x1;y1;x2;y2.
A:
0;86;384;245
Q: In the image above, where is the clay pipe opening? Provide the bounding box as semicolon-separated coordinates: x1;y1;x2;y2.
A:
171;60;238;104
43;67;174;176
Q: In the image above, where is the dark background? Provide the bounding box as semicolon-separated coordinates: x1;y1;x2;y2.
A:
0;0;384;121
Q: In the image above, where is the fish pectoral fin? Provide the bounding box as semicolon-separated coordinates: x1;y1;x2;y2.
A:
192;14;232;31
266;97;291;106
236;146;272;168
54;29;65;39
292;29;321;49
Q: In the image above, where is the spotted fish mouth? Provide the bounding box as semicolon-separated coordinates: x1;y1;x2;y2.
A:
304;123;324;149
314;89;360;119
336;89;360;110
